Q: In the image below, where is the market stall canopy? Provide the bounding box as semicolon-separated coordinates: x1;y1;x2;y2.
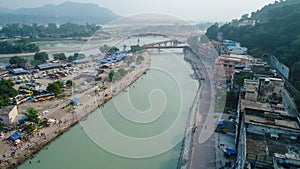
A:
9;133;21;141
216;119;224;125
70;97;80;105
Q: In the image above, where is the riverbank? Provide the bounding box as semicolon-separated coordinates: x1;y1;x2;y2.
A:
176;50;204;169
0;52;150;169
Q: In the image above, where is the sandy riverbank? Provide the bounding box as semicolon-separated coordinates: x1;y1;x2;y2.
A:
0;52;150;169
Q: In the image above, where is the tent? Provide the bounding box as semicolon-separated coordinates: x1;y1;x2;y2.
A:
216;119;224;125
18;115;28;124
10;133;21;141
70;97;80;105
48;118;56;123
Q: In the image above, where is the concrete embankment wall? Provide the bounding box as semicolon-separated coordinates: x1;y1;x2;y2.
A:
176;48;204;169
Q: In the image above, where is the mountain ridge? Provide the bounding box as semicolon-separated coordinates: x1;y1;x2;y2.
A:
0;1;120;25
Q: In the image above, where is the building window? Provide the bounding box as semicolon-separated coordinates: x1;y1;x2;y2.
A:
224;64;227;67
234;61;239;65
229;65;232;68
225;60;230;63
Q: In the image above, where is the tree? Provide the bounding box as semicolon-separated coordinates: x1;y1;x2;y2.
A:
68;55;76;62
53;53;66;60
108;46;119;54
74;53;85;59
54;81;64;88
0;23;101;39
241;14;250;20
108;70;115;82
9;56;27;68
130;45;144;53
136;55;144;65
100;45;119;54
34;52;49;64
117;68;127;77
100;44;110;53
205;23;219;40
236;74;253;86
294;95;300;110
47;83;60;96
0;79;18;98
26;108;39;124
68;53;85;62
291;61;300;87
225;90;238;108
204;1;300;94
0;94;11;108
47;81;64;96
0;123;4;130
66;80;74;87
0;41;39;54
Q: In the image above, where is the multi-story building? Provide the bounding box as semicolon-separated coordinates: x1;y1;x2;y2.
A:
214;54;253;85
0;105;18;125
237;107;300;169
235;73;300;169
240;77;284;104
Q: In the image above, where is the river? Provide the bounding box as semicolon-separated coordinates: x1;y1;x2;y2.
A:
18;38;199;169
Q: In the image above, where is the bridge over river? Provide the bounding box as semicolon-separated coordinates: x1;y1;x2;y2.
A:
143;39;188;50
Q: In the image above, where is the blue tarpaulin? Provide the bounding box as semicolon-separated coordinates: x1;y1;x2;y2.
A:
10;133;21;141
225;148;237;155
18;115;28;124
217;120;224;125
70;97;80;105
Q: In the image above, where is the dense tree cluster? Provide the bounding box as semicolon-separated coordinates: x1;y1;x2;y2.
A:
0;79;18;108
108;70;115;82
0;23;101;38
26;108;39;124
67;53;85;62
99;44;119;54
9;56;27;68
47;81;64;96
130;45;143;53
53;53;67;61
0;40;39;54
136;55;144;65
205;0;300;91
66;80;74;88
33;52;49;65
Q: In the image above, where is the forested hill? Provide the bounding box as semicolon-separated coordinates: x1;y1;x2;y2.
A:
205;0;300;91
251;0;300;21
0;1;119;25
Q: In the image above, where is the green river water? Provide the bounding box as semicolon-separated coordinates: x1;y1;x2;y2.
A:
19;39;198;169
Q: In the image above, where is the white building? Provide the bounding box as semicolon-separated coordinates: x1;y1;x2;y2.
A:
0;105;18;125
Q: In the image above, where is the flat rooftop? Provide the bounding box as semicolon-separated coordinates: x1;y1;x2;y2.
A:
221;54;252;60
0;105;15;115
240;99;288;114
246;132;300;167
245;113;300;130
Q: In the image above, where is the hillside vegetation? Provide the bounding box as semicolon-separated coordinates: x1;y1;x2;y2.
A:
205;0;300;91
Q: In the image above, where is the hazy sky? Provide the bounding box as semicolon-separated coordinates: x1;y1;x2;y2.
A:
0;0;277;21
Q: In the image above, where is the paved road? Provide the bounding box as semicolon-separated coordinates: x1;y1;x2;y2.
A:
186;53;216;169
